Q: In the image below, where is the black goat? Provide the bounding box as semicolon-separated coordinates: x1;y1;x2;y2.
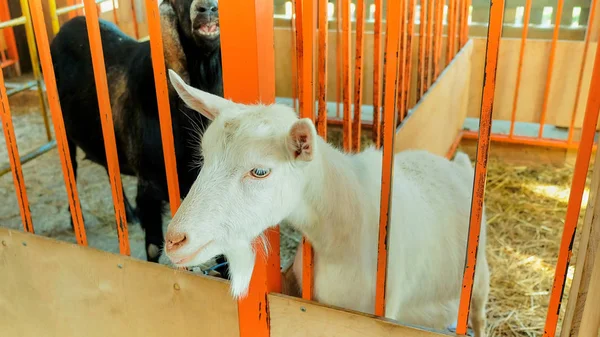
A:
50;0;229;278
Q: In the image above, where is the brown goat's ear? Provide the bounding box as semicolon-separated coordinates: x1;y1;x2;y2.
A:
160;1;189;85
287;118;316;162
169;69;234;120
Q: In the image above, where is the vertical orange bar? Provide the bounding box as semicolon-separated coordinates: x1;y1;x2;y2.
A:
0;0;19;65
460;0;471;46
300;236;314;300
291;0;298;112
0;67;34;233
508;0;531;138
425;0;434;89
82;0;129;255
455;0;462;52
401;0;416;119
219;2;280;335
538;0;564;139
302;0;317;301
375;0;402;317
433;0;444;79
336;0;342;118
294;0;316;122
145;0;181;216
317;0;329;140
542;22;600;337
352;0;365;151
130;0;139;39
294;0;317;301
455;0;504;333
431;0;440;79
66;0;77;19
417;0;426;100
372;0;383;147
28;0;87;246
455;0;467;50
294;0;306;121
396;0;407;123
341;0;352;151
568;0;598;144
111;0;118;25
446;0;456;64
309;0;318;119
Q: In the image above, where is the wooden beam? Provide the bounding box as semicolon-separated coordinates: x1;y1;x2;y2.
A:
269;294;452;337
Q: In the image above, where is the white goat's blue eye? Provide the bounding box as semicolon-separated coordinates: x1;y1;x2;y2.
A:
250;168;271;178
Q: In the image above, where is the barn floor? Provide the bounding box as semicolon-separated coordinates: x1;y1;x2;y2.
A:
0;90;593;336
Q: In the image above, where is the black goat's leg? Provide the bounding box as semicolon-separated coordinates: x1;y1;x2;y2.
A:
136;179;165;263
103;166;138;224
123;192;138;224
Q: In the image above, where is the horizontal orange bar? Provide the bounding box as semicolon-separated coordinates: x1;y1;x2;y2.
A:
446;131;464;159
0;60;17;69
461;131;597;150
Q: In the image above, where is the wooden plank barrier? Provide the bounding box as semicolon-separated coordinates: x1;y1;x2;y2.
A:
394;40;473;156
0;228;461;337
0;228;240;337
561;132;600;336
269;294;450;337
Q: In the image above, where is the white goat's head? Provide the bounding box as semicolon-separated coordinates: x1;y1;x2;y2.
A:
164;69;317;298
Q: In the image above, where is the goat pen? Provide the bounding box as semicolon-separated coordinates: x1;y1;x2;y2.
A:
1;0;600;336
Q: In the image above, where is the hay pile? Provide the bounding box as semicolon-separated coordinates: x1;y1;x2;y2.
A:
477;153;590;337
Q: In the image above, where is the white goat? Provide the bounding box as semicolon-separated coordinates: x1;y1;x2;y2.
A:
164;69;490;337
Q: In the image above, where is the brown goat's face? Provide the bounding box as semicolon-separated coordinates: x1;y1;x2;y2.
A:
171;0;220;51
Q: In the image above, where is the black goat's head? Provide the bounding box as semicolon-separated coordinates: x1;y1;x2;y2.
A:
167;0;220;52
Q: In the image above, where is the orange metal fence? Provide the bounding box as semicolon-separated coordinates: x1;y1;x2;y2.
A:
0;0;145;179
460;0;600;150
457;0;503;332
1;0;600;336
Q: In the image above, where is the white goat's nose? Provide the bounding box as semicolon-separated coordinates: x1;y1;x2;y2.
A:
165;231;188;252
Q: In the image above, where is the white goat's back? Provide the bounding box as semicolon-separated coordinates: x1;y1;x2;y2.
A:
383;150;487;328
291;147;489;332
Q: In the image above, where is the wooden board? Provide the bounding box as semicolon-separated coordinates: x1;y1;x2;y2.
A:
268;294;453;337
578;242;600;337
561;145;600;337
393;40;473;157
0;228;240;337
468;38;599;131
274;28;449;112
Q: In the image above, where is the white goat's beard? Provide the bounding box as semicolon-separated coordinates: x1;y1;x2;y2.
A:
226;244;257;299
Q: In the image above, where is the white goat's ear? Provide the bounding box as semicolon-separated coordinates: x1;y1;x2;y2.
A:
287;118;316;162
168;69;233;120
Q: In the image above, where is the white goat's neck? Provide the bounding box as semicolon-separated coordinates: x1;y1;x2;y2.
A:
286;138;366;262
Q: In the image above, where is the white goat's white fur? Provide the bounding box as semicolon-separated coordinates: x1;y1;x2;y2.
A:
165;69;490;336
